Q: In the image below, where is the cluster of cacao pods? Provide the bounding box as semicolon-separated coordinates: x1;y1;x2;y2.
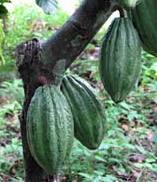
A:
26;0;157;175
27;75;106;174
100;0;157;103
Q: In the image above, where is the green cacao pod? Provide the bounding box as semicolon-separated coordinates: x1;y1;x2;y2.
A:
27;85;74;174
61;75;106;150
100;18;141;103
118;0;140;9
132;0;157;56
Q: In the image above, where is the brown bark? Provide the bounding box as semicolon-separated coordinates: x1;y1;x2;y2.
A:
15;0;118;181
41;0;117;69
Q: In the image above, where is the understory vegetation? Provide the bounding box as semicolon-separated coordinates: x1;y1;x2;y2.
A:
0;3;157;182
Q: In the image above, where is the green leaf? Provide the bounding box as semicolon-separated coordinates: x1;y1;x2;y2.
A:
78;172;93;180
35;0;58;14
0;0;11;3
0;5;8;18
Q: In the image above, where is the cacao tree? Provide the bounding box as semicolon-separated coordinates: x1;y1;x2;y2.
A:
14;0;156;181
15;0;115;180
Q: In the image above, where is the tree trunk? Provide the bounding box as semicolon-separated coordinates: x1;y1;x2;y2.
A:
15;0;118;181
2;16;8;33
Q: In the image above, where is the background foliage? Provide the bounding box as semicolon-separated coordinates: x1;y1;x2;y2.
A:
0;1;157;182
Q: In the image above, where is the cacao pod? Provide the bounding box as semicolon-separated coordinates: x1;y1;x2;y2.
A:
27;85;74;174
61;75;106;150
100;17;141;103
132;0;157;56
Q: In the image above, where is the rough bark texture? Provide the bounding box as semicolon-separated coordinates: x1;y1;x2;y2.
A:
15;0;118;181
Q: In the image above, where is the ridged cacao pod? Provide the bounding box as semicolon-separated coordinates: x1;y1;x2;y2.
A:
61;75;106;150
27;85;74;174
100;18;141;103
132;0;157;56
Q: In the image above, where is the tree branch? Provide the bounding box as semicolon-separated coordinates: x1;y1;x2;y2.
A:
41;0;117;69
